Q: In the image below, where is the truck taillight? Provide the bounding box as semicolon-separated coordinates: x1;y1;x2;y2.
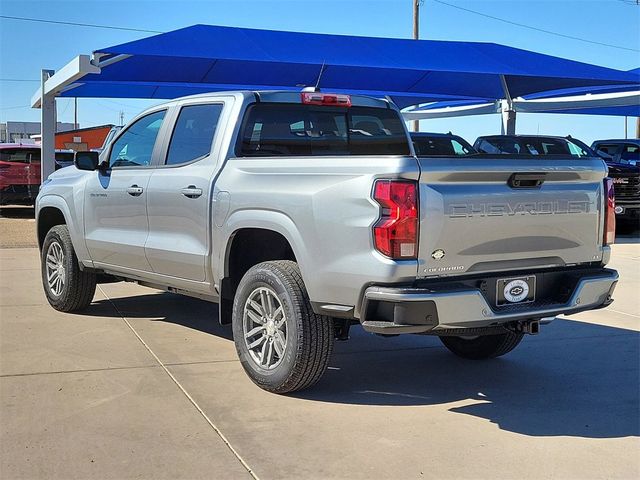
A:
372;180;418;259
301;92;351;107
603;177;616;246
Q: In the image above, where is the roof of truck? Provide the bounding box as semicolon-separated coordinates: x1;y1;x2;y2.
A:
592;139;640;144
155;90;392;109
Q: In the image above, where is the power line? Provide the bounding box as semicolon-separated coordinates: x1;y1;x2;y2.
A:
432;0;640;53
0;78;40;83
0;105;30;110
0;15;163;34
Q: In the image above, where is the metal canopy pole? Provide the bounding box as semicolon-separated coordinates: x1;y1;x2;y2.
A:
500;75;516;135
40;69;56;182
411;0;421;132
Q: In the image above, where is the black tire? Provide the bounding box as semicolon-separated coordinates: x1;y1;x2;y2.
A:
232;260;334;394
439;331;524;360
41;225;96;312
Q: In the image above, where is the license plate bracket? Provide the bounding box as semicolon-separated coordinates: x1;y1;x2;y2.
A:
496;276;536;306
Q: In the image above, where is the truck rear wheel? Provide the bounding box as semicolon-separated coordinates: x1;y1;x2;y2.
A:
41;225;97;312
439;331;524;360
232;260;334;393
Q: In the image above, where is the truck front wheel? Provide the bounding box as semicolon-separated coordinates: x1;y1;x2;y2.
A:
439;331;524;360
232;260;334;393
41;225;97;312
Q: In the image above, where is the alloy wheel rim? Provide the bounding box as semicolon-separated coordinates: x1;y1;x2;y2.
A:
45;241;65;296
242;286;287;370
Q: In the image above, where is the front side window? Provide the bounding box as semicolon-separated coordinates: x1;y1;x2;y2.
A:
165;104;223;166
109;110;166;168
238;104;410;156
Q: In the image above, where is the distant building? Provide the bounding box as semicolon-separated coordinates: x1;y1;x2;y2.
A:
0;121;75;143
55;124;115;151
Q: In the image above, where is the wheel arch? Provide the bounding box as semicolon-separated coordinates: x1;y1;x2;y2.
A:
217;211;309;325
36;195;90;265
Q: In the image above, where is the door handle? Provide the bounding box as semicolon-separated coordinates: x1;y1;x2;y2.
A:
127;185;144;196
181;185;203;198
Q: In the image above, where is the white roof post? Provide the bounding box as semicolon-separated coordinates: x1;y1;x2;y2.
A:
500;99;517;135
499;75;516;135
40;69;56;182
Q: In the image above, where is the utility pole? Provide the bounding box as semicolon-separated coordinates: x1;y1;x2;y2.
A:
119;111;124;127
74;98;78;130
624;116;628;139
412;0;421;132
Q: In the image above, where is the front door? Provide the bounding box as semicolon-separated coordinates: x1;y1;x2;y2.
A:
145;102;225;282
84;109;167;272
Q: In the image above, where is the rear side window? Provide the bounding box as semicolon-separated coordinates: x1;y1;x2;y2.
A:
166;104;224;166
0;149;41;163
237;104;410;156
413;136;474;156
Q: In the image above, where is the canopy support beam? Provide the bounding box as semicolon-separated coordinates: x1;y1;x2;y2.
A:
500;75;516;135
32;55;104;182
40;70;56;182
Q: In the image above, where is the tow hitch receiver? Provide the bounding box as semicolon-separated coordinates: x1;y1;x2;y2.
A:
521;320;540;335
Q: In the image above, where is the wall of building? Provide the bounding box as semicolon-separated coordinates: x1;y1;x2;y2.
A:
0;121;74;143
55;125;114;151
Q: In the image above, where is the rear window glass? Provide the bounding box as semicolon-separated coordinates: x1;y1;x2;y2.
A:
594;144;618;156
476;137;590;157
0;149;41;163
55;152;74;162
237;104;410;156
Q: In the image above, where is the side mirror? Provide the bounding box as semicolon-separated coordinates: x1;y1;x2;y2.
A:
74;151;100;171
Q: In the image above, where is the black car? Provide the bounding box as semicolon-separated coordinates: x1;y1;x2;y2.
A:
411;132;476;156
591;139;640;221
474;135;640;223
473;135;592;157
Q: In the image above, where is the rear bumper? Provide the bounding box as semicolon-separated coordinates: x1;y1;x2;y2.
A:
361;268;618;334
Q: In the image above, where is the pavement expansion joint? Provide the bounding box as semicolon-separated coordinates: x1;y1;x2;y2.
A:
97;285;259;480
0;364;159;378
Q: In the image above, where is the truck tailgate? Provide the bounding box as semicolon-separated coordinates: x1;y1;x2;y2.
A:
417;157;607;278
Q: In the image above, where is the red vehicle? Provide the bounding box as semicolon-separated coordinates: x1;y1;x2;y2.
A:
0;144;76;205
0;143;42;206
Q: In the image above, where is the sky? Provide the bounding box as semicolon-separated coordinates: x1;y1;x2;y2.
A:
1;0;639;144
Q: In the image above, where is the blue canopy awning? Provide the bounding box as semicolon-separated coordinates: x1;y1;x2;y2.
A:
56;24;640;109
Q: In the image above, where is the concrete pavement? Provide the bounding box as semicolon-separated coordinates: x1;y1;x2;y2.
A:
0;239;638;479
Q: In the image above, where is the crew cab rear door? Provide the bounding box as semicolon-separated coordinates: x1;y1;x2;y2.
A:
416;156;607;278
144;98;230;283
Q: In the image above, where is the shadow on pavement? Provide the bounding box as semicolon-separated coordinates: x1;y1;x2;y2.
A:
301;320;639;439
88;292;233;341
0;206;35;219
87;291;638;439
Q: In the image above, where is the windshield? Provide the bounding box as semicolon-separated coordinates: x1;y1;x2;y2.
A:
0;148;41;163
412;135;475;156
238;104;410;156
55;152;74;163
475;137;591;157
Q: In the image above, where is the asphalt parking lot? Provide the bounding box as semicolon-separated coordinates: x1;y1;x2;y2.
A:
0;210;638;479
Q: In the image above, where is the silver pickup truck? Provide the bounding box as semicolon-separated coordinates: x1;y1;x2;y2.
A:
36;91;619;393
